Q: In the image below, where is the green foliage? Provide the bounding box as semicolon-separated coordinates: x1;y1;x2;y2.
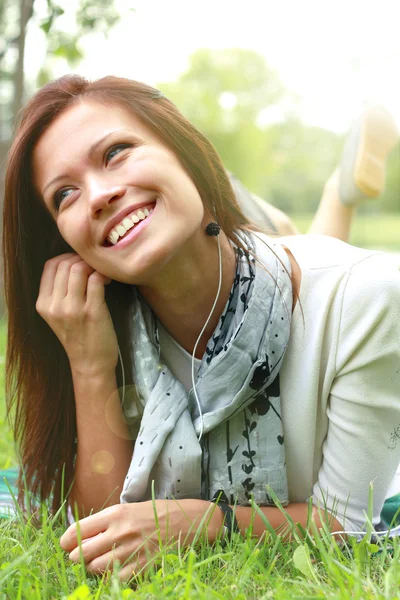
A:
39;0;125;70
293;544;318;581
292;213;400;252
75;0;121;34
380;146;400;213
159;48;399;216
160;49;289;197
0;490;399;598
0;0;19;41
39;1;65;35
254;118;343;214
0;0;129;127
0;0;21;133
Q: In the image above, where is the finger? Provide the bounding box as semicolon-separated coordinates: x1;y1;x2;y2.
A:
85;544;139;574
118;563;138;583
60;506;116;551
86;271;108;310
118;554;156;582
68;532;111;564
51;255;83;303
67;261;95;301
38;253;79;299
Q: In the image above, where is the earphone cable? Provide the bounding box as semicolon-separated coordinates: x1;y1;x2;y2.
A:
191;234;223;443
118;342;125;407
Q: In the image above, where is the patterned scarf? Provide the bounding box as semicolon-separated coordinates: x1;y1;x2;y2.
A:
121;232;292;506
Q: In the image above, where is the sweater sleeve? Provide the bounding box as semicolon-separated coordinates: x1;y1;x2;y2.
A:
311;254;400;532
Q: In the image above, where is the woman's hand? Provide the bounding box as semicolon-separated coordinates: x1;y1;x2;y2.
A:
60;499;222;581
36;253;118;376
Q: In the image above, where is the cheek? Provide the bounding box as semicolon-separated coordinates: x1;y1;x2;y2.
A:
124;150;193;191
118;152;163;189
58;214;90;251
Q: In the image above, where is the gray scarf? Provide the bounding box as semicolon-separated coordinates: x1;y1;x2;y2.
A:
121;232;292;506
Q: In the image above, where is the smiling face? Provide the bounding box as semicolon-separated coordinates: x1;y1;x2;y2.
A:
33;100;207;284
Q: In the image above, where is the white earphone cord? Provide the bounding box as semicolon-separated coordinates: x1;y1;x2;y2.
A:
191;234;223;443
118;343;125;407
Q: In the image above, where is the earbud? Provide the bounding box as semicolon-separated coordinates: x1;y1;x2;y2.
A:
206;222;221;236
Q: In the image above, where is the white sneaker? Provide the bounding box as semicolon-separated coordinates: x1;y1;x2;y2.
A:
339;105;399;206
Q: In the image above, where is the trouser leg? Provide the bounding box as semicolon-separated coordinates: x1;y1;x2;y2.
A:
229;172;299;236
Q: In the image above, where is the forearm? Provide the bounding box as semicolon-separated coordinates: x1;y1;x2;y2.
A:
176;500;343;545
233;502;343;540
70;370;133;517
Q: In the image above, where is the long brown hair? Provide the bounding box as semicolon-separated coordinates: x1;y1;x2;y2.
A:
3;75;252;512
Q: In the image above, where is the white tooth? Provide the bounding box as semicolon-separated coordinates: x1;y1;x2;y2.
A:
109;230;119;245
143;208;149;216
149;208;153;213
137;210;145;220
122;217;134;230
131;214;140;223
116;224;126;236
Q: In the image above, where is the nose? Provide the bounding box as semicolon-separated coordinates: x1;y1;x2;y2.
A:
87;177;126;216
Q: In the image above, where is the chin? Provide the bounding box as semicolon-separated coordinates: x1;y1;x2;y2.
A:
111;253;172;286
100;225;195;285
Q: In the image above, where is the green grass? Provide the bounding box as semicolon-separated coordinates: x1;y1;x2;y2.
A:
0;485;399;600
291;213;400;252
1;508;399;600
1;280;400;598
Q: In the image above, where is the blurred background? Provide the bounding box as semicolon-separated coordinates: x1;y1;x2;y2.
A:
0;0;399;268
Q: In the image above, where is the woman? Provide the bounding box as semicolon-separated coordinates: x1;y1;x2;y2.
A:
3;75;400;579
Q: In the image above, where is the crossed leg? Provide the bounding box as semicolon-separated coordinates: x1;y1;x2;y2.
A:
234;105;399;244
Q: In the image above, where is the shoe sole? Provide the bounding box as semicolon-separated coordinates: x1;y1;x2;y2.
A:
340;106;399;204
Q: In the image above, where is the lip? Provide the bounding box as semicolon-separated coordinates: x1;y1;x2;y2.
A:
104;202;156;250
102;199;157;245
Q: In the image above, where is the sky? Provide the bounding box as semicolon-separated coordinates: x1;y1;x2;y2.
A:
25;0;400;134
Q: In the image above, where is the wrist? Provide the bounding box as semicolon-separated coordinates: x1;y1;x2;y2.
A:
208;500;227;543
210;497;241;542
71;366;117;387
177;499;226;544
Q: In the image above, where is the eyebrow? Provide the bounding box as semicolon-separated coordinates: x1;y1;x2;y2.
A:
42;131;121;196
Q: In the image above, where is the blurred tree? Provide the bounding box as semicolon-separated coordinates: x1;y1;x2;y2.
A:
258;118;343;213
160;48;289;197
0;0;128;137
159;48;342;213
